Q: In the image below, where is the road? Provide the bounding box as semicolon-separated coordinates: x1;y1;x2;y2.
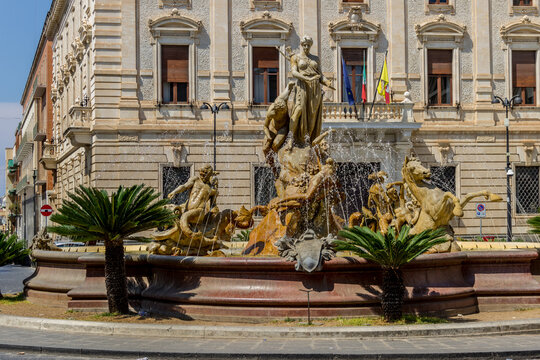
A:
0;265;35;294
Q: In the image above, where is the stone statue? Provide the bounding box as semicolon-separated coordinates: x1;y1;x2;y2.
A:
287;35;334;148
149;165;261;256
400;156;502;235
263;81;295;156
347;157;502;246
31;229;62;252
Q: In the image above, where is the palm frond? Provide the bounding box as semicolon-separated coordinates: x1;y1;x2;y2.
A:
49;184;176;244
336;225;448;269
0;234;30;267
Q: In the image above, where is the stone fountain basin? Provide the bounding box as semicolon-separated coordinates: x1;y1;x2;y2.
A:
25;249;540;321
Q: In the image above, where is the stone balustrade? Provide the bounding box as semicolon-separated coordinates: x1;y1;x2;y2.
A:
322;101;415;123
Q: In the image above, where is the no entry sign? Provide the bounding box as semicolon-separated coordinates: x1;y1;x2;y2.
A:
40;204;53;217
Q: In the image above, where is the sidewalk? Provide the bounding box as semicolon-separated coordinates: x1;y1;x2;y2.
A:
0;315;539;359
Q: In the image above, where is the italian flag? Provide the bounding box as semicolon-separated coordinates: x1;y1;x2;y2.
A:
377;54;391;104
361;54;367;103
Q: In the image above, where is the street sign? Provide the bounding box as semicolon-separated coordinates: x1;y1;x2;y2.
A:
40;204;53;217
476;203;486;218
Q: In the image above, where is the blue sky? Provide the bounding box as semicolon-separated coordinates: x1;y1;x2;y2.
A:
0;1;51;197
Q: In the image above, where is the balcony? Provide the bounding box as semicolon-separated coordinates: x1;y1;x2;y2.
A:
321;100;420;137
15;175;29;195
33;122;46;141
40;142;57;170
13;132;32;163
7;160;18;177
65;105;92;147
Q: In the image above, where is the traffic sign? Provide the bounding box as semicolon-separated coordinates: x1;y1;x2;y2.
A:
40;204;53;217
476;203;486;218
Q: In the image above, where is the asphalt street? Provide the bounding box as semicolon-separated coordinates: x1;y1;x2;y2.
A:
0;265;34;294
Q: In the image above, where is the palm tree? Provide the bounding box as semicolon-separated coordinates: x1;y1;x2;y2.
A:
48;185;175;314
0;233;30;298
334;225;447;322
527;210;540;235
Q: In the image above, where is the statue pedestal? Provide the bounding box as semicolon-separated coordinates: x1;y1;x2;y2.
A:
242;209;284;256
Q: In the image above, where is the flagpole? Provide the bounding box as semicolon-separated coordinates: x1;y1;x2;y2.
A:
368;50;388;122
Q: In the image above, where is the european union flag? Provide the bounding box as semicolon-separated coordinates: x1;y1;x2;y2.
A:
342;55;355;106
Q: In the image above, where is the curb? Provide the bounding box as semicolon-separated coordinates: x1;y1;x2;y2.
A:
1;314;540;339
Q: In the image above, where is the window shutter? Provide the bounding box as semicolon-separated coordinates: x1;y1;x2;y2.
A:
162;46;189;83
253;47;279;68
342;48;366;66
513;51;536;88
428;50;452;75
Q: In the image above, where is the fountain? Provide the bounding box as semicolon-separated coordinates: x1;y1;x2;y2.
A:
25;35;540;320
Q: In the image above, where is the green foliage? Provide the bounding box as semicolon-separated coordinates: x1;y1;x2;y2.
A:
231;229;251;242
0;233;29;267
48;184;176;245
527;211;540;235
334;225;448;269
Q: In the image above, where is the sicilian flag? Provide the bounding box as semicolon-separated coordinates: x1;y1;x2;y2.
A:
361;53;367;103
342;54;355;106
377;54;391;104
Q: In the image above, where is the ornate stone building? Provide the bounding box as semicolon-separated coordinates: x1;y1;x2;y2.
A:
26;0;540;239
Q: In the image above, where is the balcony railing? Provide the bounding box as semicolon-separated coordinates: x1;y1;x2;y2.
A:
322;102;414;123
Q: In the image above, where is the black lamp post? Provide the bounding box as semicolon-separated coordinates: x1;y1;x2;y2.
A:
491;95;522;242
200;102;230;170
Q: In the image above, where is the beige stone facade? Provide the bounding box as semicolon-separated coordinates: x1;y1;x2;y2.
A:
34;0;540;240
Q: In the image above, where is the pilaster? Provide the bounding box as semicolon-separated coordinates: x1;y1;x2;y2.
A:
299;0;320;55
210;0;231;101
473;0;495;125
387;0;407;100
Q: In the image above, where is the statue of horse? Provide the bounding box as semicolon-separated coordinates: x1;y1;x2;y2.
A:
401;156;502;235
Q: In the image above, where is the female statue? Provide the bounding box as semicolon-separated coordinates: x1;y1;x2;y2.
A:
288;35;334;148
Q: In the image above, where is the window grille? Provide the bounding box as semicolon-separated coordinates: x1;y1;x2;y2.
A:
336;162;380;218
516;166;540;214
162;166;191;205
430;166;456;194
254;166;277;206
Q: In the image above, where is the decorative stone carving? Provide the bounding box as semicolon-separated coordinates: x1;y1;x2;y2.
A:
415;15;466;45
66;52;76;74
148;9;202;40
158;0;191;9
72;38;85;61
50;85;58;103
240;11;293;40
40;142;57;170
328;7;380;44
500;16;540;43
438;141;452;165
275;229;336;272
61;64;70;84
78;17;92;45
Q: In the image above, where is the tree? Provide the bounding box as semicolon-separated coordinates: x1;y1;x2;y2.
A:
0;233;30;298
48;185;175;314
334;225;447;322
527;210;540;235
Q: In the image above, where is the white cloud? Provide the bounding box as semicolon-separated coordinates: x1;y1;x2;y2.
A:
0;102;22;197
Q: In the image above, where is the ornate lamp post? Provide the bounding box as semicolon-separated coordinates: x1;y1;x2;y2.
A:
199;102;230;170
491;95;522;242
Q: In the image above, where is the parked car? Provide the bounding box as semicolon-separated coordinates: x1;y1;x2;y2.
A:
54;242;85;248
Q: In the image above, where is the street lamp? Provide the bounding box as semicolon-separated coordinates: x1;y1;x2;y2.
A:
200;102;230;170
491;95;522;242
